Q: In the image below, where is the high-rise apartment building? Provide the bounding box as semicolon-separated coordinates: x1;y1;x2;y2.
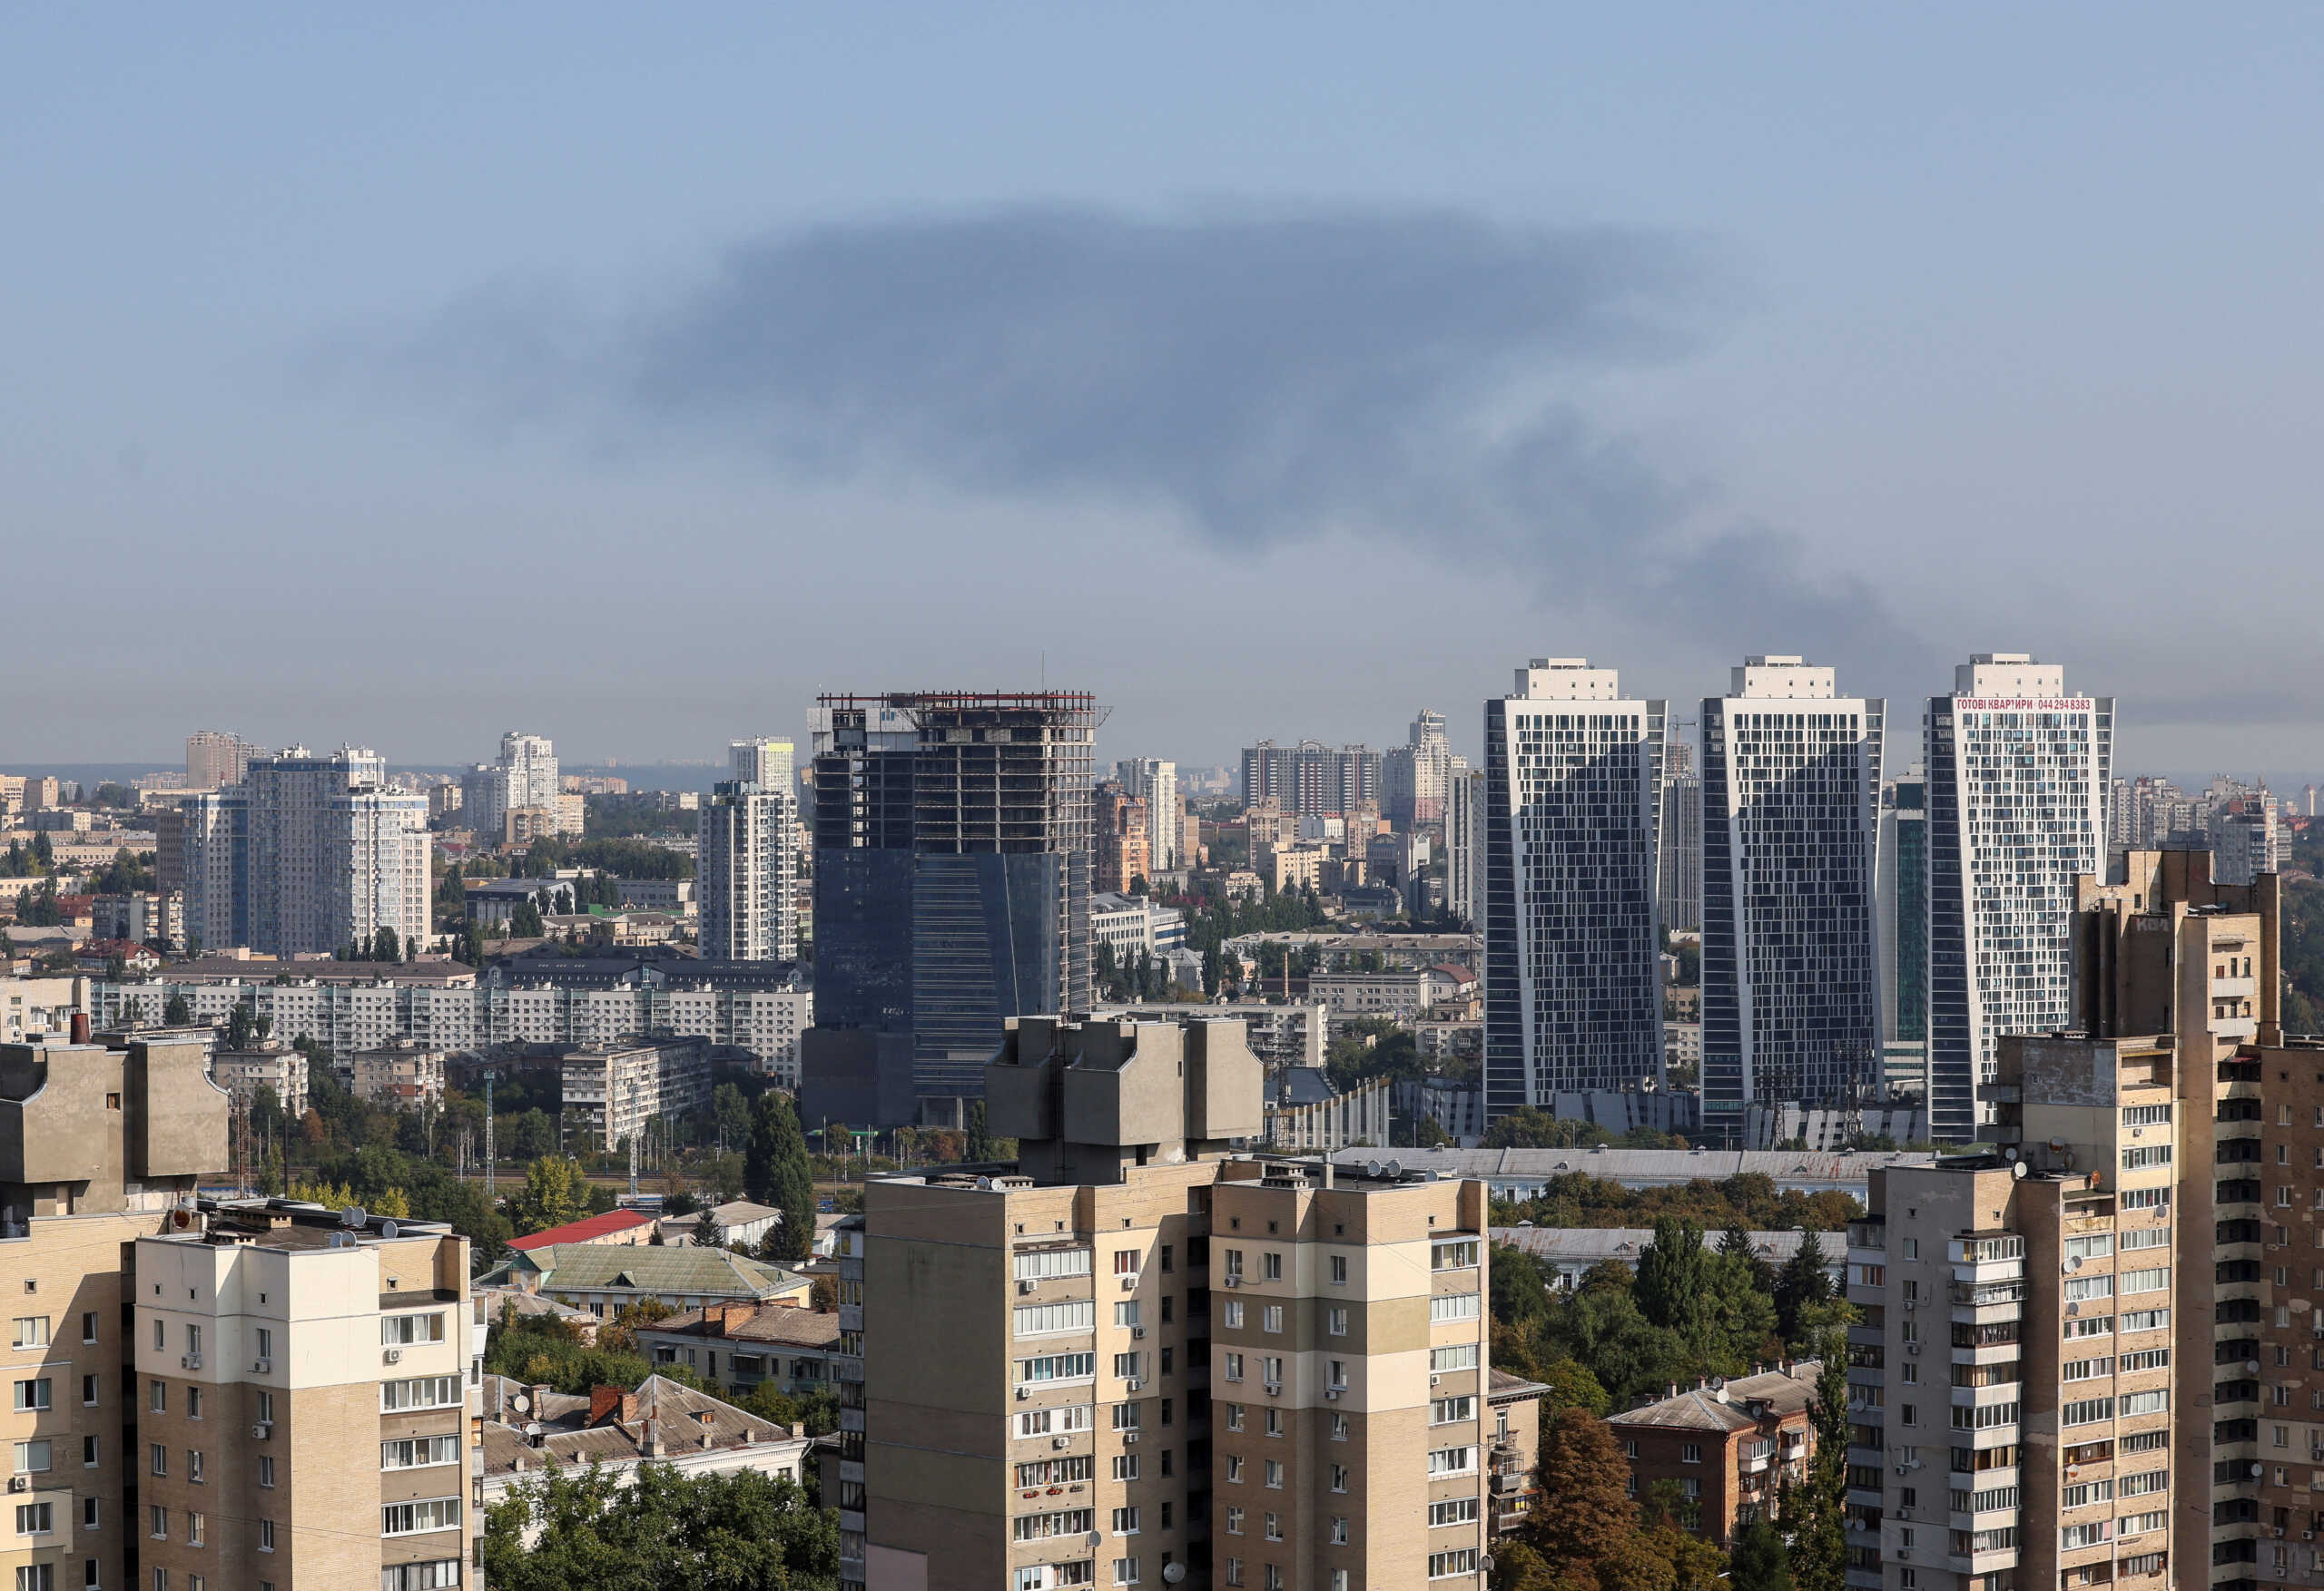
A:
136;1206;478;1591
180;748;430;958
183;731;260;791
1093;782;1152;895
0;1029;229;1591
1846;848;2278;1591
460;731;562;840
1699;656;1885;1136
861;1015;1492;1591
699;750;800;962
1876;768;1931;1102
1118;760;1181;873
1656;741;1703;937
1482;659;1667;1117
1445;764;1485;929
1925;654;2113;1141
1241;741;1382;818
803;692;1098;1125
1384;711;1455;830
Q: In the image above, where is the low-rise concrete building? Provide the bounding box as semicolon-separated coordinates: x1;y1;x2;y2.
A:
478;1372;815;1540
1607;1362;1822;1543
560;1035;713;1153
211;1043;311;1120
345;1041;448;1106
640;1302;846;1398
480;1243;811;1317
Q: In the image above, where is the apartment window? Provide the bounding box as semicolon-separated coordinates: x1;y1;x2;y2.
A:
187;1451;202;1483
1262;1252;1281;1282
1681;1443;1702;1464
255;1390;273;1423
1327;1308;1348;1337
1264;1512;1282;1541
1330;1464;1349;1493
184;1325;199;1356
13;1380;49;1413
1261;1305;1283;1334
1112;1507;1140;1536
15;1503;54;1536
1431;1343;1479;1372
1015;1249;1094;1282
80;1499;95;1531
1224;1353;1244;1382
149;1380;165;1414
1112;1403;1141;1430
2120;1390;2168;1417
1221;1300;1244;1330
184;1387;201;1420
1113;1251;1140;1277
1430;1550;1481;1578
380;1376;461;1411
1112;1301;1141;1329
1225;1560;1244;1587
1223;1249;1244;1281
1330;1255;1348;1285
148;1444;166;1478
11;1318;46;1350
380;1498;461;1537
79;1375;95;1407
257;1519;274;1552
1111;1455;1140;1482
1225;1455;1244;1483
1433;1239;1480;1271
253;1328;272;1360
148;1506;166;1539
1428;1447;1475;1476
16;1567;53;1591
1260;1357;1282;1386
1331;1414;1349;1441
381;1437;461;1470
186;1514;202;1547
1226;1404;1245;1431
1432;1498;1482;1526
79;1439;94;1468
257;1456;275;1488
1265;1408;1283;1438
2120;1267;2169;1295
151;1320;163;1352
380;1313;446;1345
1264;1459;1284;1488
1113;1353;1144;1380
1111;1559;1140;1586
1429;1293;1480;1323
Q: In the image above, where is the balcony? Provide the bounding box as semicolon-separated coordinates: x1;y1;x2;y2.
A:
1741;1442;1775;1475
1951;1381;2022;1408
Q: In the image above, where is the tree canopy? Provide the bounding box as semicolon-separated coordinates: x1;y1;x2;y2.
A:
481;1460;838;1591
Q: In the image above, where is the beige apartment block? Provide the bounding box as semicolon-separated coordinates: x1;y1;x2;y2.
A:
135;1206;477;1591
0;1030;229;1591
861;1015;1490;1591
1846;849;2280;1591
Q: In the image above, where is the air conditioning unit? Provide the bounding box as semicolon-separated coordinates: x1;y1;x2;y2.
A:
5;1478;25;1494
181;1353;202;1370
1132;1326;1147;1340
251;1359;271;1374
1325;1388;1342;1400
1906;1344;1920;1355
1017;1388;1030;1400
1123;1431;1139;1445
250;1423;271;1440
1127;1380;1145;1392
1223;1277;1240;1288
1430;1374;1442;1387
1264;1382;1282;1397
1019;1281;1037;1296
1120;1275;1139;1291
1903;1300;1915;1311
2302;1531;2314;1541
1053;1438;1070;1451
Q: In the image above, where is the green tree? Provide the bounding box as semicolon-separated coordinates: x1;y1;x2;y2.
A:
369;925;400;963
1732;1515;1794;1591
481;1458;837;1591
692;1207;725;1248
509;899;545;938
1633;1215;1709;1333
964;1101;998;1162
163;993;192;1025
1774;1231;1833;1346
744;1093;817;1262
224;999;257;1051
1787;1354;1850;1591
509;1155;586;1236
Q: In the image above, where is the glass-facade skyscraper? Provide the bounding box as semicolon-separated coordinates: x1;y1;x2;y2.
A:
1482;658;1667;1117
1699;657;1884;1140
1925;653;2113;1141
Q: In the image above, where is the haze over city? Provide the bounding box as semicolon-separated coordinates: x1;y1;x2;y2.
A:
6;7;2321;771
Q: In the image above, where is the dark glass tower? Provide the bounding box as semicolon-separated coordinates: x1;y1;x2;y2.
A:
805;692;1100;1125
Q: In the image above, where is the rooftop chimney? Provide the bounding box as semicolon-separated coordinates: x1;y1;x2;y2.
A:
70;1012;90;1045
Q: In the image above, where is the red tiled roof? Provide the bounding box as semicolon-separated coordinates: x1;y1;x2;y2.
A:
508;1209;653;1252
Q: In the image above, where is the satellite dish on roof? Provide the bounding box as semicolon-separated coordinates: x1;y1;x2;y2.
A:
380;1221;399;1240
341;1205;365;1226
510;1392;530;1414
2010;1162;2027;1180
2002;1146;2018;1162
1365;1160;1384;1178
1384;1160;1402;1179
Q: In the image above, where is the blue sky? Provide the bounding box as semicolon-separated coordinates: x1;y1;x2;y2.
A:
5;6;2319;774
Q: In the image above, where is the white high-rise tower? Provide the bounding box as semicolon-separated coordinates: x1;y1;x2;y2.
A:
701;740;799;962
1925;653;2113;1141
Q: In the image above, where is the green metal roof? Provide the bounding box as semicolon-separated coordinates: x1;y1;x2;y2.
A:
517;1244;809;1299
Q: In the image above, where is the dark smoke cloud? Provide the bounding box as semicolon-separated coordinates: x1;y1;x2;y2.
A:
384;204;1916;664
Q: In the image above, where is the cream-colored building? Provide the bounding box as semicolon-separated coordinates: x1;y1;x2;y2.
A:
135;1204;478;1591
861;1015;1492;1591
212;1044;312;1121
0;1030;230;1591
1847;849;2275;1591
0;979;82;1046
345;1044;447;1108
